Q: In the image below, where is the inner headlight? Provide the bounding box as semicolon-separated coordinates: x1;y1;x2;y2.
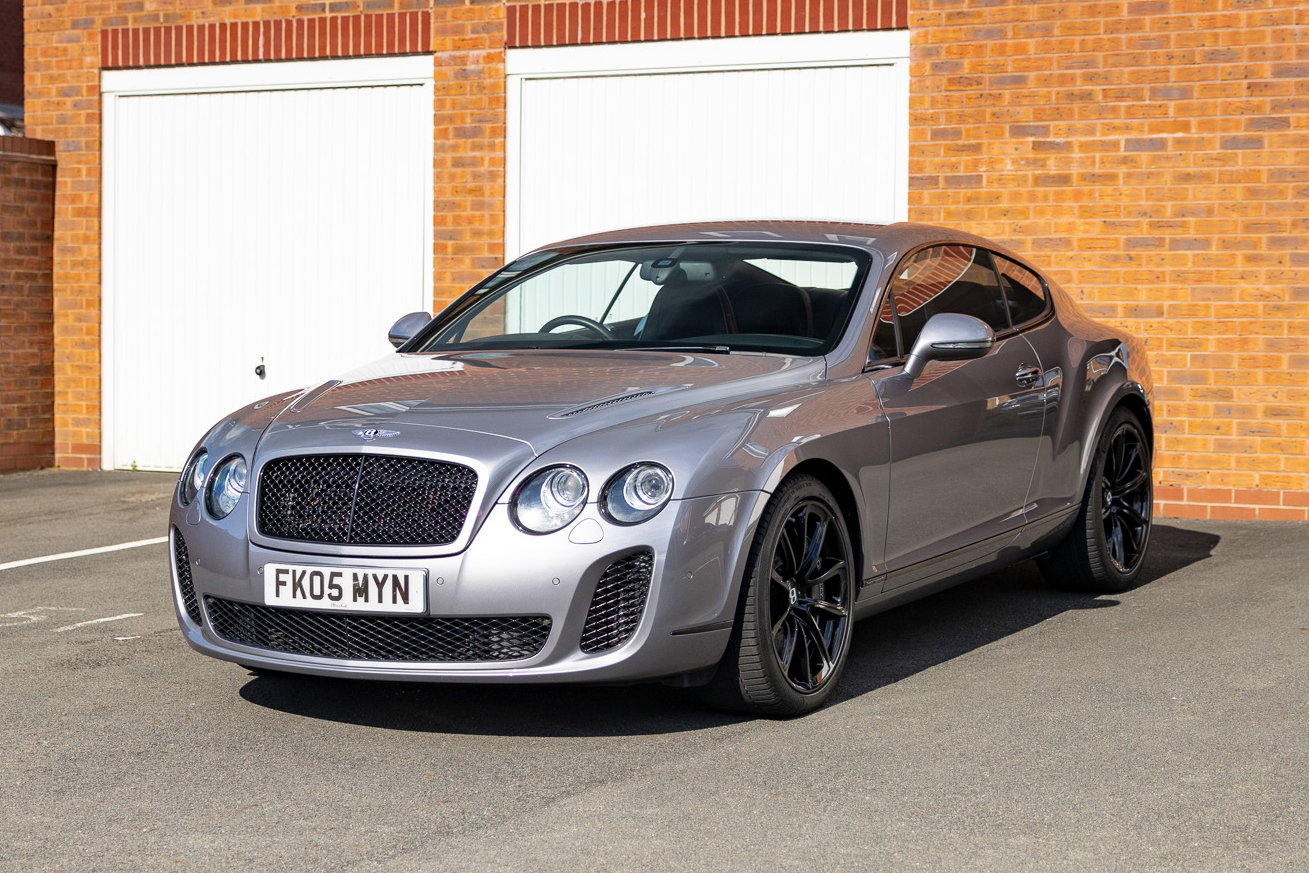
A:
205;455;248;520
513;466;588;534
602;463;673;525
179;450;209;506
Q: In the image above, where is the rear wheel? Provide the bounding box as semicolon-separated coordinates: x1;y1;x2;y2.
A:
699;475;855;716
1041;407;1153;592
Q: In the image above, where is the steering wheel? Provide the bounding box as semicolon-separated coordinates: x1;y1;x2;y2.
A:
538;315;616;339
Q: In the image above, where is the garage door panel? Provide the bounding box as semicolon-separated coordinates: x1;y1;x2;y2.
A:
510;35;908;257
104;59;433;471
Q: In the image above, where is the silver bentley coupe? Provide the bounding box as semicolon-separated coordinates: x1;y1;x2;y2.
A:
170;222;1154;716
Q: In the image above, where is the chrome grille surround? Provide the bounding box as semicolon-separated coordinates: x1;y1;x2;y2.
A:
172;527;203;626
205;597;552;663
256;454;478;546
579;550;655;653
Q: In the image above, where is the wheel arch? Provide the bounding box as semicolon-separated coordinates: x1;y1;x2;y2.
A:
1078;380;1154;488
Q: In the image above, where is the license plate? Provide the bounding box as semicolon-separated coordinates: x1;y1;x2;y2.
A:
263;562;427;614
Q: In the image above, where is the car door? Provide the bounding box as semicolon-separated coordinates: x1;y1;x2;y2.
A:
872;244;1047;589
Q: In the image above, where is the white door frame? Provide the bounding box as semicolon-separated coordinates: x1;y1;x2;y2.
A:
100;56;434;469
505;30;910;258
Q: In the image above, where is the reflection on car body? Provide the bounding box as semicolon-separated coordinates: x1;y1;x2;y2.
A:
170;222;1155;716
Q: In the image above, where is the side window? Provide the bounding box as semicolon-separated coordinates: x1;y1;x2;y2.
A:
868;289;899;362
993;255;1048;327
889;245;1011;351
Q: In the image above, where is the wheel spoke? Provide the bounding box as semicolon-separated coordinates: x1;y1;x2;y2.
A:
776;524;799;577
775;618;798;672
1116;443;1141;486
799;515;828;579
796;611;834;681
1118;468;1149;496
1111;432;1127;475
771;599;792;636
809;598;848;618
808;558;846;587
1119;504;1148;529
1121;517;1145;555
1107;519;1126;567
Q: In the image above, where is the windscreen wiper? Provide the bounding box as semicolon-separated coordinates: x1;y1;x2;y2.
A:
625;344;733;354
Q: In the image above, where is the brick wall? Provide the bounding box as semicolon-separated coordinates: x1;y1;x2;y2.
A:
25;0;505;470
504;0;908;45
24;0;1309;517
0;137;56;473
909;0;1309;520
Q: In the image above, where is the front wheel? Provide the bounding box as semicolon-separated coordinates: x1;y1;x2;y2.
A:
699;476;855;716
1040;407;1153;592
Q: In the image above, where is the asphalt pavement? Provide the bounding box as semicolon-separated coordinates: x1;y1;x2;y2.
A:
1;469;1306;871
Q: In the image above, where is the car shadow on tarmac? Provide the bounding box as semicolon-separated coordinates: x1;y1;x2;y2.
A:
237;524;1220;736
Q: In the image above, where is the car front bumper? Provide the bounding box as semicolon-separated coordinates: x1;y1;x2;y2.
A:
170;491;765;684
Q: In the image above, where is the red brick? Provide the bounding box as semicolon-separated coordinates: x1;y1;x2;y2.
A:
0;141;56;472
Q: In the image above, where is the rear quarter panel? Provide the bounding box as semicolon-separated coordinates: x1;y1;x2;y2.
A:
1021;281;1154;526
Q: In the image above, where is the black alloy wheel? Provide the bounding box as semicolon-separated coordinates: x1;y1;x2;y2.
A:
700;475;855;716
768;498;851;693
1041;407;1153;593
1100;418;1152;574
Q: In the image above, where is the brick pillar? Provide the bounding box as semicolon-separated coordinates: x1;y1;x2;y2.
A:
0;137;56;472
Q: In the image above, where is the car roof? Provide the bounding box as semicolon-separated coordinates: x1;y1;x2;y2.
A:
546;221;1011;260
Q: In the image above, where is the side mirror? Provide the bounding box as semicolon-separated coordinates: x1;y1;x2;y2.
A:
903;312;995;379
388;311;432;349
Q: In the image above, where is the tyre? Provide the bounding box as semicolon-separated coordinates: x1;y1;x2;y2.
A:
1040;407;1153;592
700;475;855;716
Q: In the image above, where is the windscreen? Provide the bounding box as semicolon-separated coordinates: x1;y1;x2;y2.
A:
413;242;871;356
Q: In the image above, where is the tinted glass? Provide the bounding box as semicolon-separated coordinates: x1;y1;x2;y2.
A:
994;256;1048;326
415;243;871;356
889;245;1010;351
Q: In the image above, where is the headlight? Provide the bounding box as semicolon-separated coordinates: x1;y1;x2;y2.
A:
512;466;588;534
601;463;673;525
205;455;248;519
179;450;209;506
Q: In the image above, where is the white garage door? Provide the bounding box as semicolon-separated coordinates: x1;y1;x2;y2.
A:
506;31;909;257
101;57;433;471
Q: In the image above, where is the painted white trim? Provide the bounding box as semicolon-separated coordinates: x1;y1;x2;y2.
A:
100;55;435;470
100;55;435;95
506;30;910;77
101;91;118;470
505;30;911;258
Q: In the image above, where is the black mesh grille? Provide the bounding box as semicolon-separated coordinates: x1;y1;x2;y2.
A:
205;597;551;662
579;550;654;653
172;528;203;625
257;454;478;546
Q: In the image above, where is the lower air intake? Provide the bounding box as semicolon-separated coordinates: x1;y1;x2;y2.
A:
204;597;551;663
172;528;203;626
579;550;655;653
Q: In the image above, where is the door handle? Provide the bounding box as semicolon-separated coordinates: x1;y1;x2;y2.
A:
1015;365;1042;387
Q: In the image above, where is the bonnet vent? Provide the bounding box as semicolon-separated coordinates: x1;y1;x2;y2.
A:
551;390;656;418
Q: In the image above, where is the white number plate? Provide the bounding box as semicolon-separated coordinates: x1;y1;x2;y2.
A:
263;563;427;614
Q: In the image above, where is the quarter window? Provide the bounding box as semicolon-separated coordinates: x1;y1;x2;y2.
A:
889;245;1010;352
994;256;1048;327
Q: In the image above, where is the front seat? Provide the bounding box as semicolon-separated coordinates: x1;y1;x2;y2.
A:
638;263;737;341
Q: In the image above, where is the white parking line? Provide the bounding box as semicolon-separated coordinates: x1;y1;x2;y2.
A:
52;614;145;633
0;537;167;572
